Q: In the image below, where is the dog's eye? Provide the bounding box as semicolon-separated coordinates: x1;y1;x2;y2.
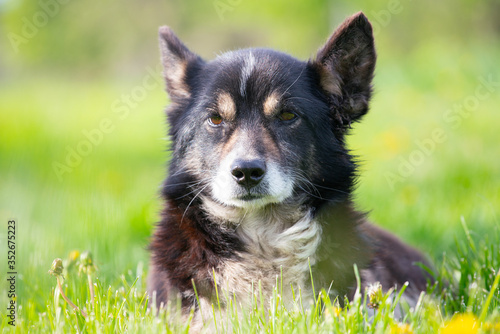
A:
208;115;223;126
278;111;297;122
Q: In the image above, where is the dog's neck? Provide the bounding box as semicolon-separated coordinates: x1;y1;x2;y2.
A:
200;196;322;303
200;196;319;253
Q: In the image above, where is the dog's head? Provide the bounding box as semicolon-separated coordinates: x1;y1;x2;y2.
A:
160;12;376;210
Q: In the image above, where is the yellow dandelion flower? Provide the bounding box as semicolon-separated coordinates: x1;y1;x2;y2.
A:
332;306;341;317
440;313;479;334
68;250;80;262
482;321;500;333
390;323;413;334
323;306;341;320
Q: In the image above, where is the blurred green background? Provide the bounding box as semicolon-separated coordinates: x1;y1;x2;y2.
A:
1;0;499;314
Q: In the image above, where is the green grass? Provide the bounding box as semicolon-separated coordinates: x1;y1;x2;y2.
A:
1;224;499;333
1;44;500;332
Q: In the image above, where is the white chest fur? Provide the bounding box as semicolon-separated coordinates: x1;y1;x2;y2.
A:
202;199;322;307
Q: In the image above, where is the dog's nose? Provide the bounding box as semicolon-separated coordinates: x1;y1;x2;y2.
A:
231;159;266;188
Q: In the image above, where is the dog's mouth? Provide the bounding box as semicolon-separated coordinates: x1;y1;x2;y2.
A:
216;188;291;209
237;193;265;202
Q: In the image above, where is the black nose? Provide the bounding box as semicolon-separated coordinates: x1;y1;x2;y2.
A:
231;159;266;188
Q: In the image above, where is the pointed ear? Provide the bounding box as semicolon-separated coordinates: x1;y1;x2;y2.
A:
158;26;203;102
311;12;376;125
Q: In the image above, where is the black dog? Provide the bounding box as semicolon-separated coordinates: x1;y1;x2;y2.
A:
148;12;433;325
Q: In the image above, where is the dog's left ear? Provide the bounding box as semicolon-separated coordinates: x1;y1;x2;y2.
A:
311;12;376;125
158;26;203;103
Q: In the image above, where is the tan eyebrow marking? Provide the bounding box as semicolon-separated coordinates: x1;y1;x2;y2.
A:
217;92;236;121
263;91;281;117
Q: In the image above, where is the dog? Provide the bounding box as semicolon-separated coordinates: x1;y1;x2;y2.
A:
148;11;434;327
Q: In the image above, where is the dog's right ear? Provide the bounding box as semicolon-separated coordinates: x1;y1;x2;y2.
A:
311;12;376;127
158;26;203;102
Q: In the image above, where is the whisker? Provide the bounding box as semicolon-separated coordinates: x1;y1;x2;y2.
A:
292;173;322;198
309;183;350;195
294;184;325;200
279;66;305;99
174;180;211;200
291;170;351;197
181;184;209;225
286;96;315;104
168;168;214;177
165;179;208;188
